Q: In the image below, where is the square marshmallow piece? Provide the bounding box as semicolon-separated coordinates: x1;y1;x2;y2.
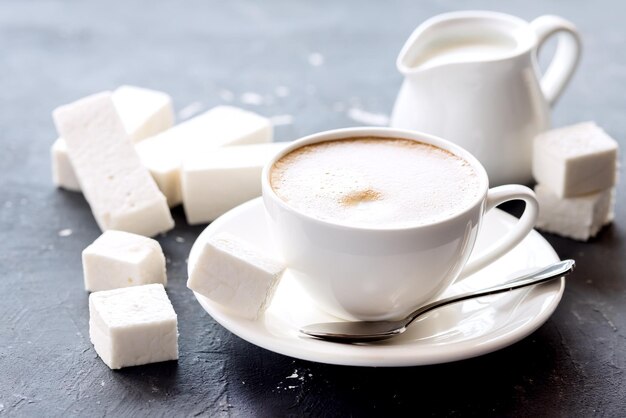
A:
182;142;289;224
51;85;174;192
82;230;167;292
535;184;614;241
53;92;174;237
89;284;178;369
533;122;619;198
187;232;285;320
136;106;273;206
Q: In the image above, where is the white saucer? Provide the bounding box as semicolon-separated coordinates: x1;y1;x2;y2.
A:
189;198;563;367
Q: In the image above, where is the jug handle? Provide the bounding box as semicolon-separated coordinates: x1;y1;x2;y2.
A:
530;15;582;107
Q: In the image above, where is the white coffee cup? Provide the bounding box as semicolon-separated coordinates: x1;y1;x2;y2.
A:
261;127;538;321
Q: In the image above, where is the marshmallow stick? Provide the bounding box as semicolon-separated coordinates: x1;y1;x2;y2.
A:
53;92;174;237
51;85;174;192
181;142;289;224
136;106;272;206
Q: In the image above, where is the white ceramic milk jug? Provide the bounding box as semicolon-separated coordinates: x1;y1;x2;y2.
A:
390;11;581;185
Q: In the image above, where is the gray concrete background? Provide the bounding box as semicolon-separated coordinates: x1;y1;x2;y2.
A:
1;1;625;416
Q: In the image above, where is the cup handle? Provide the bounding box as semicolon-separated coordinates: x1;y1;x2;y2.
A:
457;185;539;280
530;15;582;107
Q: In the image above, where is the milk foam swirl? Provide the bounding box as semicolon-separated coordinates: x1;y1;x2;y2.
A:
270;137;481;227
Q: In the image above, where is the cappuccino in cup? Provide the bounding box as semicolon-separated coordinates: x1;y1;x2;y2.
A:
270;137;481;227
262;128;538;320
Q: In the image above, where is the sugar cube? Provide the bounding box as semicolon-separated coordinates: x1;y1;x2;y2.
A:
535;184;614;241
82;230;167;292
181;142;288;224
136;106;272;206
533;122;619;197
187;232;285;320
89;284;178;369
51;86;174;192
53;92;174;236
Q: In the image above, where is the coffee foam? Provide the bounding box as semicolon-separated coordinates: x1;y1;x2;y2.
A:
270;137;482;227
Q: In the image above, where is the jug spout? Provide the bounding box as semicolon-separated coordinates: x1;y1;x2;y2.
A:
397;11;532;75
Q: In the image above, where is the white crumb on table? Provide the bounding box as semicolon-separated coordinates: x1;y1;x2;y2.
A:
177;101;203;120
270;114;294;126
219;89;235;102
240;92;264;105
347;108;390;126
58;228;73;237
333;102;346;112
308;52;324;67
274;86;290;97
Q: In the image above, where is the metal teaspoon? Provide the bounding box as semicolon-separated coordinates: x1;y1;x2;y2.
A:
300;259;575;343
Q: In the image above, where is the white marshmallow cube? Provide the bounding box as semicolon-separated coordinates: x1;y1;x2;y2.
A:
136;106;272;206
187;232;285;320
533;122;619;197
89;284;178;369
182;142;289;224
53;92;174;237
535;184;614;241
82;230;167;292
51;86;174;192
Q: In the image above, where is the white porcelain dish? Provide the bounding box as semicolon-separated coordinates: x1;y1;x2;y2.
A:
189;198;563;367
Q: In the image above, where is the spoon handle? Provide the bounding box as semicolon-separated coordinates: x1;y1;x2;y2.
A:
404;259;576;327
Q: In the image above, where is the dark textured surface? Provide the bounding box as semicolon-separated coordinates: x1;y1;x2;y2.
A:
1;1;625;416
